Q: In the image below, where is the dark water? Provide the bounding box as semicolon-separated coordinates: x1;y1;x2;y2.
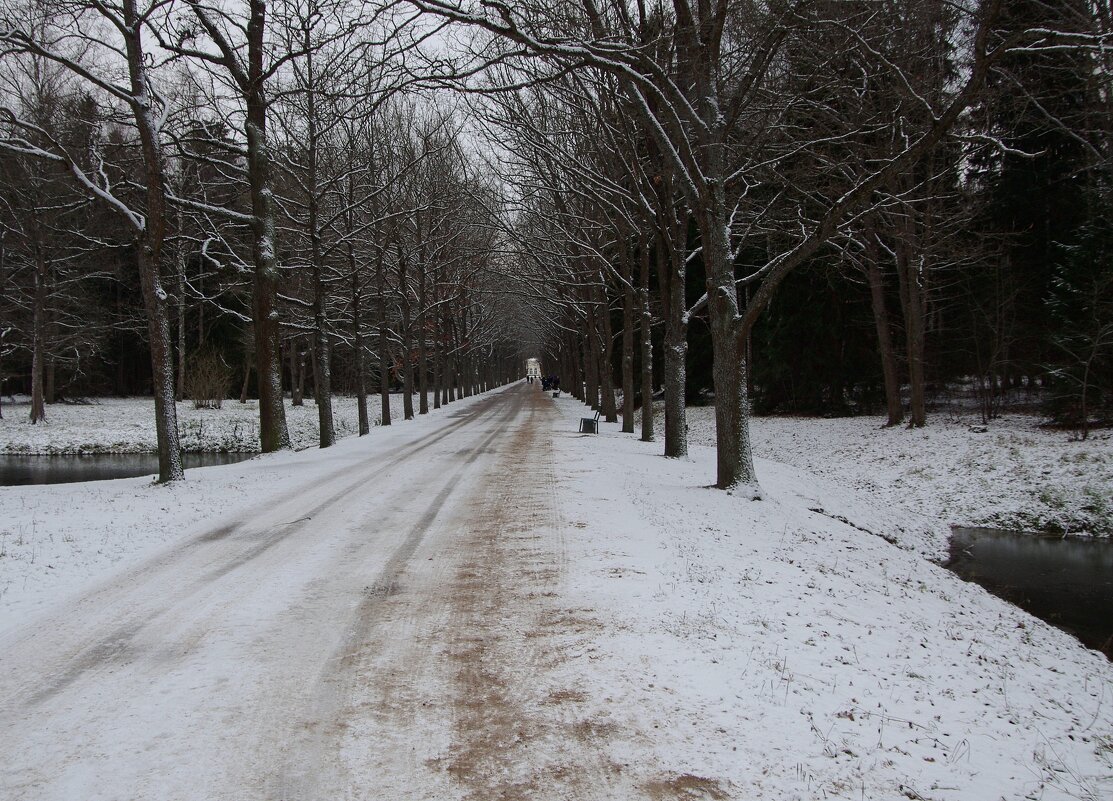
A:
947;527;1113;657
0;452;255;486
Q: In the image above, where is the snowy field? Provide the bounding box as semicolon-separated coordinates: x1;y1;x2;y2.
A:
550;397;1113;800
0;394;406;453
682;407;1113;553
1;387;1111;800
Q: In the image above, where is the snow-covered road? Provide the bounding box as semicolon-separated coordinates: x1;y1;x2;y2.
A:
4;383;1111;801
0;384;590;800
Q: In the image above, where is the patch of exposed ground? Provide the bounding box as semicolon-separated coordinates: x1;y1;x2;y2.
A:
644;773;731;800
438;389;632;800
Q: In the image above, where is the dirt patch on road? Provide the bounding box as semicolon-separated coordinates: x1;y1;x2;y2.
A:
437;389;625;800
644;773;731;800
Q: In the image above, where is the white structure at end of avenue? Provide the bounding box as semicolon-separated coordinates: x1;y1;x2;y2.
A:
526;358;541;379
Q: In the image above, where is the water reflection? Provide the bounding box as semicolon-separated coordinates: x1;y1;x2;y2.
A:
947;527;1113;658
0;452;255;486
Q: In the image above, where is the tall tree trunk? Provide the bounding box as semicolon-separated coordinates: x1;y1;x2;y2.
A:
135;245;184;483
378;254;392;426
305;76;335;448
0;233;6;419
44;257;56;404
459;309;471;398
599;283;619;423
584;305;600;410
240;355;251;404
400;251;414;421
296;347;306;402
311;246;335;446
417;257;429;414
639;237;655;442
351;277;369;436
344;179;369;435
290;337;303;405
312;304;334;446
45;356;55;404
431;288;442;410
175;208;187;403
894;228;927;428
863;231;904;426
29;248;46;424
402;343;415;419
621;249;636;433
701;167;757;490
656;232;687;458
245;0;289;453
570;332;584;401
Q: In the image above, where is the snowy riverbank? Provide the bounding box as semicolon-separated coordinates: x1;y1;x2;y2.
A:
681;406;1113;547
0;394;408;454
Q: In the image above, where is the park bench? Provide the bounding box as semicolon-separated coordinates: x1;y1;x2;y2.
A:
579;410;600;434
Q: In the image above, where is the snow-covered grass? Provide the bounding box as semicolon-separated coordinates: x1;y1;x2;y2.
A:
675;405;1113;552
0;391;471;628
553;397;1113;800
0;394;412;453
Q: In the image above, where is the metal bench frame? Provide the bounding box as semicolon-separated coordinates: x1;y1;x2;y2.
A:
579;410;601;434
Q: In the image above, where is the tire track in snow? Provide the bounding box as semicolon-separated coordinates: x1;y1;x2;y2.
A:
1;391;508;716
266;391;525;801
0;389;517;800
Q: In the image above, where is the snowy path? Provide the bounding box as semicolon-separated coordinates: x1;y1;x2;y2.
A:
0;384;602;801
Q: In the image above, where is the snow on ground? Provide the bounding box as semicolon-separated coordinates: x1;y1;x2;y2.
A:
0;394;409;453
556;396;1113;800
0;392;469;632
677;406;1113;554
2;386;1111;800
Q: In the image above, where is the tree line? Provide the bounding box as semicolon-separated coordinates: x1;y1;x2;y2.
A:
0;0;530;482
2;0;1111;492
416;0;1112;491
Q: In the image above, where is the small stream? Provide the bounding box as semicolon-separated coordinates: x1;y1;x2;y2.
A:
947;527;1113;657
0;452;255;486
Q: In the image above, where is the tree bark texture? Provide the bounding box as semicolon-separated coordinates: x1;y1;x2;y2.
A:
639;239;655;442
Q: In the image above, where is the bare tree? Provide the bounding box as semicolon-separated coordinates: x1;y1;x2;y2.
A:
2;0;185;480
166;0;295;451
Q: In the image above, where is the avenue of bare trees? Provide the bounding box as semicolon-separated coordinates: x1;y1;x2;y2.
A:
1;0;527;481
2;0;1112;490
